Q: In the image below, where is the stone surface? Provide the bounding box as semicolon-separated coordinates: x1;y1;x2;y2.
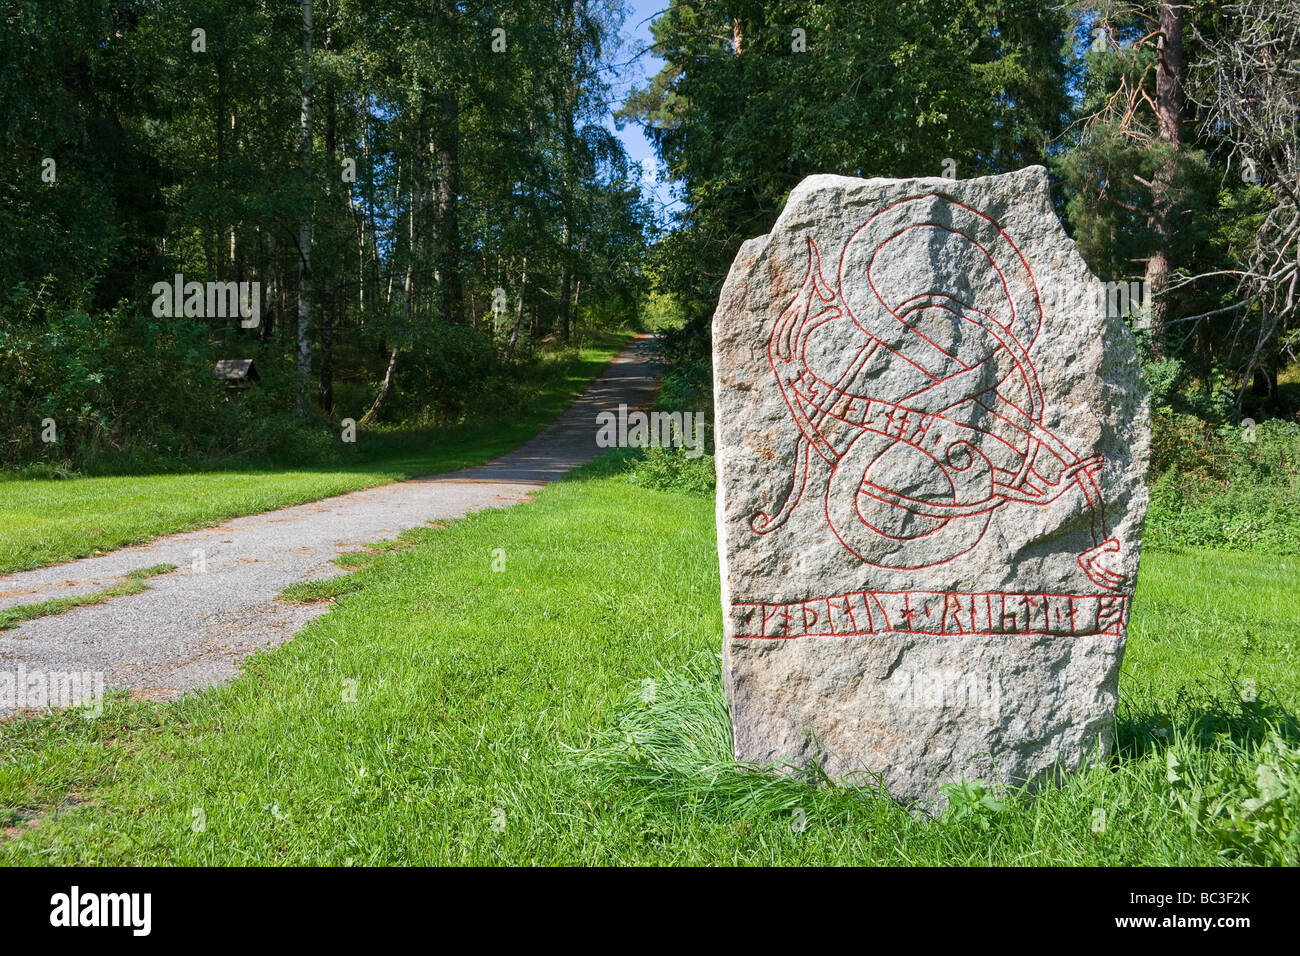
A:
712;167;1150;812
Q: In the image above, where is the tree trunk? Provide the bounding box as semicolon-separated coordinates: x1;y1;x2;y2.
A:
572;277;582;340
1250;364;1278;403
366;175;418;423
505;256;528;361
1143;1;1184;358
261;229;278;343
406;181;415;316
216;57;227;294
318;313;334;414
386;151;401;307
357;92;371;314
558;220;573;342
557;2;577;342
435;90;462;324
319;68;336;415
361;347;399;425
296;0;314;418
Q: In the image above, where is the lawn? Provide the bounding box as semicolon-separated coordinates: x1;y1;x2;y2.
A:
2;457;1296;865
0;332;634;574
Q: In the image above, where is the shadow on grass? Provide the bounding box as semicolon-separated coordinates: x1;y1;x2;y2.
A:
1;334;630;483
2;421;554;484
1115;666;1300;761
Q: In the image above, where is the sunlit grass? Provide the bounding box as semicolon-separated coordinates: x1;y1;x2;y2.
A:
0;334;632;574
1;462;1295;864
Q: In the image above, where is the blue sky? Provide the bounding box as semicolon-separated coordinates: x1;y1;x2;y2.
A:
603;0;683;220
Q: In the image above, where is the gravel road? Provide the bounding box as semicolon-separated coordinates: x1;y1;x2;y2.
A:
0;335;660;715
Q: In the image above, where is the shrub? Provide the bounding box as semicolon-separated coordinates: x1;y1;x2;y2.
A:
1147;416;1300;553
631;444;716;495
387;322;503;424
0;285;225;469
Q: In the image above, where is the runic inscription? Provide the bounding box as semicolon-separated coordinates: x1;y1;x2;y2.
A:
731;591;1130;639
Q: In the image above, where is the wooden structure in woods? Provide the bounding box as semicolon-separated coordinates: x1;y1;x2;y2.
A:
213;359;260;403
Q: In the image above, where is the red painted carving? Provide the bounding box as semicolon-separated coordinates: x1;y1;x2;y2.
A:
751;193;1125;592
732;590;1130;640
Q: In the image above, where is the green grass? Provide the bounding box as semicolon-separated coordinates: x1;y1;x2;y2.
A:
0;333;633;574
0;563;176;631
276;576;364;606
123;563;177;580
1;459;1295;864
1146;415;1300;554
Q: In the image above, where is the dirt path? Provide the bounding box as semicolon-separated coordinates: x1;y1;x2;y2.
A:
0;335;659;714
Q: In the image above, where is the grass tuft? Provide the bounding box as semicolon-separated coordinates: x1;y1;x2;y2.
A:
124;563;177;580
569;651;900;824
0;564;177;630
277;576;364;605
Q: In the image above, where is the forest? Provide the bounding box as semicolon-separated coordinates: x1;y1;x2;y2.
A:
2;0;1298;543
2;0;652;469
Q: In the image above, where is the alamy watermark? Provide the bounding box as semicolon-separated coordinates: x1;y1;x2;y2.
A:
50;886;150;936
1035;276;1151;321
886;667;1003;720
1096;279;1149;320
151;273;260;327
595;404;706;458
1;665;103;717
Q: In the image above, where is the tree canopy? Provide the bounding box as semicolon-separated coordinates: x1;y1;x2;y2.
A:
3;1;1297;471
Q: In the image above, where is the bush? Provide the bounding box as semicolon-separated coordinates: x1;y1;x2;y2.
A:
630;444;716;495
1;285;388;472
1147;415;1300;553
1143;356;1184;414
0;285;227;470
640;291;686;332
386;322;503;425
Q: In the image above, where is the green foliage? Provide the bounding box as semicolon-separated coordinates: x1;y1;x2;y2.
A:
0;256;635;473
639;292;687;332
0;0;649;470
938;779;1008;830
0;286;226;468
1125;672;1300;866
0;1;167;308
626;0;1071;344
385;323;504;425
1184;750;1299;864
1166;730;1300;866
1147;415;1300;553
656;357;712;411
1142;356;1183;413
0;283;355;472
1056;4;1297;396
630;445;716;495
